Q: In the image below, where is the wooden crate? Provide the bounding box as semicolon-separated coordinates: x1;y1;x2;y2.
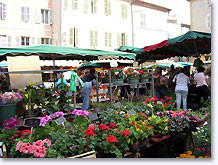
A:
69;151;96;158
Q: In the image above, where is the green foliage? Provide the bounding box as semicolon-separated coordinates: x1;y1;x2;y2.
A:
111;68;124;80
148;115;169;135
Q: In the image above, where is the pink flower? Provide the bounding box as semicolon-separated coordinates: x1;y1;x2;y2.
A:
43;139;51;148
195;148;201;152
53;112;64;118
163;103;166;107
16;141;23;151
168;97;172;100
160;99;165;102
168;102;173;104
28;145;34;154
33;140;43;148
202;148;205;151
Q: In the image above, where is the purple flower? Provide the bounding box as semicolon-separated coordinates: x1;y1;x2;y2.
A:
53;112;64;118
72;109;88;117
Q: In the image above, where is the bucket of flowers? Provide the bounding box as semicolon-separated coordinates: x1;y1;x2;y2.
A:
138;68;151;83
111;68;125;85
124;68;140;84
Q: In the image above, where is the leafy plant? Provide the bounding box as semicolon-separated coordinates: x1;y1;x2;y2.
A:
111;68;124;80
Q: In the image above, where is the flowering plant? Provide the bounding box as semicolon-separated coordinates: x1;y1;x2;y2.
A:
124;68;140;79
111;68;124;80
0;92;22;105
138;68;151;79
72;109;90;127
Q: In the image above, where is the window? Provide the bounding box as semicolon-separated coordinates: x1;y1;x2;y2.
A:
0;35;7;47
105;32;111;47
104;0;111;16
117;33;127;47
72;0;78;10
21;36;30;46
91;0;97;13
0;2;6;20
206;14;211;29
41;9;52;24
121;4;127;19
41;38;52;45
84;0;88;13
69;28;78;47
64;0;68;9
140;13;146;27
206;0;211;7
21;7;30;22
31;37;35;46
90;31;98;48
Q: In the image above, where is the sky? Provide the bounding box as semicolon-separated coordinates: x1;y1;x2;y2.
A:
141;0;191;24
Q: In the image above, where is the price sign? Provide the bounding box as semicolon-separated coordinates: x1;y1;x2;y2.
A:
23;118;40;127
110;61;118;67
88;113;99;121
135;105;141;111
114;102;121;108
128;110;136;115
157;101;163;105
55;117;66;125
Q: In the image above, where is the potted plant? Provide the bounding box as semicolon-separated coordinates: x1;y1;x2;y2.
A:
138;68;151;83
111;68;125;85
0;92;23;127
124;68;140;84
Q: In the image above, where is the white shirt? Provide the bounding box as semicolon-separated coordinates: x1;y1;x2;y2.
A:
194;72;208;87
173;73;190;91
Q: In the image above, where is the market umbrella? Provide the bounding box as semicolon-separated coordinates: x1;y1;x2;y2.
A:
146;63;182;69
115;46;144;54
0;45;136;61
138;31;211;63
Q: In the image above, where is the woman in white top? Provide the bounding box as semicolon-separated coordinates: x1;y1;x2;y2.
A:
194;66;209;108
173;68;190;110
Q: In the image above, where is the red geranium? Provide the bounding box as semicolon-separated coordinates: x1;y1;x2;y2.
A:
84;124;96;137
109;123;116;129
122;129;130;138
106;135;118;144
168;102;173;105
99;124;110;131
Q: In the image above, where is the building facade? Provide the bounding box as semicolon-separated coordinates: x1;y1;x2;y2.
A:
0;0;53;47
189;0;211;33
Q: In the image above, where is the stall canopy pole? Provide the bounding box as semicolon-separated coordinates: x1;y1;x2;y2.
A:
109;69;113;108
96;72;99;103
73;91;76;110
151;69;155;97
53;58;56;88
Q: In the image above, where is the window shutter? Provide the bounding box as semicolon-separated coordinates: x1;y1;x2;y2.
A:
125;5;127;18
105;32;108;47
84;0;88;13
109;33;111;47
121;4;124;19
108;1;111;15
104;0;107;15
90;31;93;46
49;38;52;45
48;9;52;24
125;33;127;46
21;7;25;22
69;28;74;45
95;31;98;47
35;8;41;23
64;0;68;9
16;36;20;47
31;37;35;45
2;3;6;19
7;36;11;47
26;7;30;22
37;38;41;45
75;29;78;47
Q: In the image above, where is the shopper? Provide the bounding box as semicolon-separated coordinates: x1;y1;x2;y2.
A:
81;68;96;110
194;66;209;108
173;68;190;110
154;67;168;100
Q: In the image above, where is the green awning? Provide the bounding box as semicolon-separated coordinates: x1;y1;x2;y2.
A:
0;45;136;61
115;46;143;54
139;31;211;63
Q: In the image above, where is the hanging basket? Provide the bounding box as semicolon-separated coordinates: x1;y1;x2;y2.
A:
112;79;124;85
140;78;150;83
127;78;139;84
0;104;16;127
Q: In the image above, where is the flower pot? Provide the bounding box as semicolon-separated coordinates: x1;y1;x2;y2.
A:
149;136;164;143
112;79;124;85
127;78;139;84
0;104;16;127
129;142;139;151
140;78;149;83
139;139;148;148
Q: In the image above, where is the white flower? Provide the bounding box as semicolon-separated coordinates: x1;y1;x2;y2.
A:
115;72;119;75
